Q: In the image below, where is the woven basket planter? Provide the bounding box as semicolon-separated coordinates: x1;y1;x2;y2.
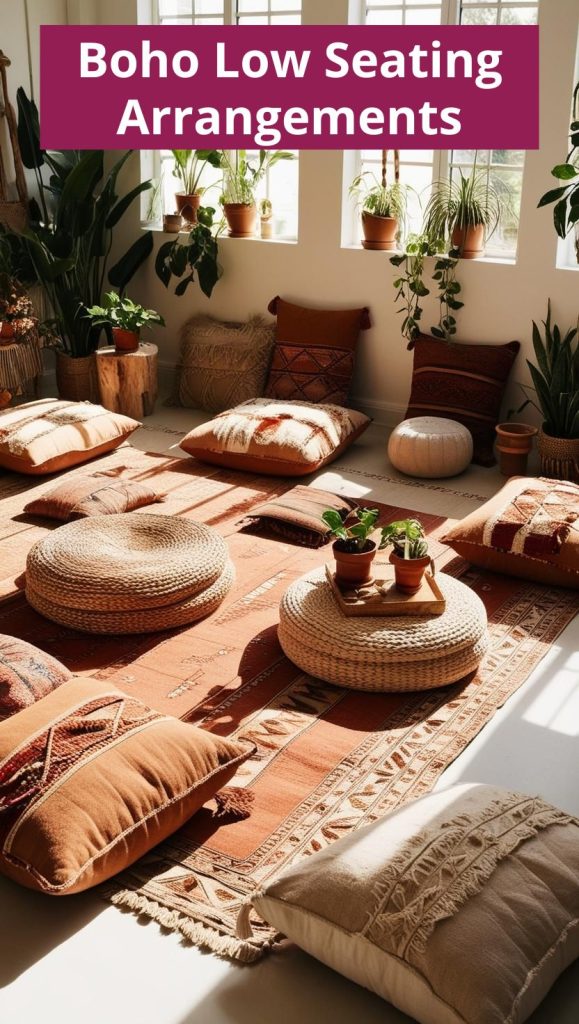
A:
538;429;579;484
56;352;99;403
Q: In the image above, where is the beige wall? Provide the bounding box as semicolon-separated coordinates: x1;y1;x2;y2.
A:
4;0;579;423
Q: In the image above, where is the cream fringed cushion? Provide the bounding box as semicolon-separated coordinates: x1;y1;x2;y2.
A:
388;416;473;478
244;784;579;1024
0;399;139;474
177;314;275;412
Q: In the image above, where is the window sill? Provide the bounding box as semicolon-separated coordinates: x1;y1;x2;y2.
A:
143;223;298;245
341;243;516;266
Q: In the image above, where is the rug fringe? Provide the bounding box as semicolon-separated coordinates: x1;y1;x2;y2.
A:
108;888;270;963
213;786;255;821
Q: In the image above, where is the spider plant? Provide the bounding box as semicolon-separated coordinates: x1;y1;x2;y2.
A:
349;172;408;222
220;149;294;206
424;157;513;252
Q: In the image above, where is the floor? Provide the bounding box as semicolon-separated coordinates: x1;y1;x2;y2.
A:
1;405;578;1024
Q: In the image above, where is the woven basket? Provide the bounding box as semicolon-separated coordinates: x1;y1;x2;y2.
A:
56;352;100;403
278;568;489;692
538;429;579;484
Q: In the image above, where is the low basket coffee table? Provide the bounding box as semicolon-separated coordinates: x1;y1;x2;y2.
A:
278;567;489;692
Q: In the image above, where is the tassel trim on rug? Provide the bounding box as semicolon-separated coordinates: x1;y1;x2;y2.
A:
213;786;255;821
236;901;255;940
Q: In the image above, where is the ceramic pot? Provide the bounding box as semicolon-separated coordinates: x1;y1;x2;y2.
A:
55;351;99;402
538;427;579;483
451;223;485;259
260;217;273;240
175;193;201;226
112;327;140;353
495;422;537;477
361;212;398;251
389;551;431;595
333;540;376;587
223;203;256;238
163;213;182;233
0;322;15;345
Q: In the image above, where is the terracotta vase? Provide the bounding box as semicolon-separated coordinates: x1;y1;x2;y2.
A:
389;551;431;595
163;213;182;233
495;423;538;477
112;327;140;353
333;540;376;587
361;212;399;251
538;427;579;483
451;223;485;259
55;351;99;402
175;193;201;226
0;321;15;346
223;203;256;238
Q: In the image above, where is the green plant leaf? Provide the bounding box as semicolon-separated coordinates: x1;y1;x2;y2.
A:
553;199;569;238
108;230;153;291
106;180;152;228
551;163;577;180
16;87;43;169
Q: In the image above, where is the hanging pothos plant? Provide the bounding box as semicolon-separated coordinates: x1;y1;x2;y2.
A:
390;234;463;347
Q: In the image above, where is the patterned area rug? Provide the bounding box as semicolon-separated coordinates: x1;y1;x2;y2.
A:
0;473;577;961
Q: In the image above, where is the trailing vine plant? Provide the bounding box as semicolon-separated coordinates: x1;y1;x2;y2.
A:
430;254;463;340
390;237;464;345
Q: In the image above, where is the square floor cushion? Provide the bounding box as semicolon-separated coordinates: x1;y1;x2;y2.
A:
405;334;520;466
245;783;579;1024
0;676;254;894
0;634;71;721
264;296;371;406
0;398;139;475
441;475;579;588
243;484;358;547
24;475;164;521
176;314;275;413
179;398;371;476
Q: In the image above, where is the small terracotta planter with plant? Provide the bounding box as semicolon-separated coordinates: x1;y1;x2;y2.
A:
171;148;222;226
424;156;513;260
495;422;537;476
220;148;294;239
86;292;165;355
380;518;432;596
350;149;407;252
322;507;381;587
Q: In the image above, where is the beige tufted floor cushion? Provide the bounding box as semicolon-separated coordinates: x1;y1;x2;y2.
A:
278;569;489;692
388;417;474;478
25;514;234;634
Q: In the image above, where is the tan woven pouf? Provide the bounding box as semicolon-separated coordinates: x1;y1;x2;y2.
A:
278;569;489;692
388;417;473;478
25;513;234;634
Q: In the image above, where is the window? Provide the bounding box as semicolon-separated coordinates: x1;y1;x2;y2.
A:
143;0;301;238
355;0;540;257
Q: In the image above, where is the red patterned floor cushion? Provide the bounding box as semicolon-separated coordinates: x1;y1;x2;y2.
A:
0;634;71;721
264;296;371;406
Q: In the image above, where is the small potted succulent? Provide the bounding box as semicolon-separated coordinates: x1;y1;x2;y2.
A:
350;151;408;251
171;149;222;226
380;518;432;595
322;506;381;586
85;292;165;352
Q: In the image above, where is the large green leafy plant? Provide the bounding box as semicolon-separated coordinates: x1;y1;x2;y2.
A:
155;205;221;298
513;301;579;440
220;149;295;206
538;81;579;250
16;89;154;357
172;149;222;196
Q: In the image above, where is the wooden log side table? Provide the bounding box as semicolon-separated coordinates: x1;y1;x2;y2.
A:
96;343;158;420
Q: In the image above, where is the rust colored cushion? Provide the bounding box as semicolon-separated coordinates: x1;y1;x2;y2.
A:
405;335;520;466
0;676;254;894
264;296;371;406
244;484;358;547
0;634;71;721
179;398;371;477
441;476;579;588
0;398;139;475
24;475;164;521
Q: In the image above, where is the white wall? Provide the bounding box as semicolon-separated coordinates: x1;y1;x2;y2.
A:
4;0;579;423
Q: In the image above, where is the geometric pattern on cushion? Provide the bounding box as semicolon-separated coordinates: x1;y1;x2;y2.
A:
405;334;520;466
179;398;371;477
24;476;164;521
264;296;371;407
243;484;358;547
0;634;71;721
247;783;579;1024
441;475;579;588
0;676;254;893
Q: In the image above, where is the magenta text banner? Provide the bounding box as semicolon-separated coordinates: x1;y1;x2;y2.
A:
40;25;539;151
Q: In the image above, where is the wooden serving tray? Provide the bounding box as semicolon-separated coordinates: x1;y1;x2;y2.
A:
325;564;446;617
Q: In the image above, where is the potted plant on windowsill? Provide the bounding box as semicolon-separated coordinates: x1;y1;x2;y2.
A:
350;149;408;251
322;507;381;587
512;301;579;482
85;292;165;353
172;149;222;226
219;150;294;238
423;157;513;259
380;518;432;595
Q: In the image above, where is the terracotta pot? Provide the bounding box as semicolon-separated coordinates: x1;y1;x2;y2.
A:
55;351;99;402
538;427;579;483
389;551;431;595
451;223;485;259
0;321;15;345
175;193;201;226
112;327;140;353
223;203;256;238
163;213;182;233
333;540;376;587
361;212;399;251
495;422;537;477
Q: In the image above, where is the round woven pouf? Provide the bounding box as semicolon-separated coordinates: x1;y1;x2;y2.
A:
388;417;473;478
26;513;234;634
278;569;489;692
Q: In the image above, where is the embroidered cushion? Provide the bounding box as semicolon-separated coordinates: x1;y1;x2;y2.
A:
246;783;579;1024
264;297;371;406
179;398;371;477
405;335;520;466
0;676;254;894
176;314;275;413
0;634;71;721
0;398;139;475
243;485;358;547
441;476;579;588
24;475;164;521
